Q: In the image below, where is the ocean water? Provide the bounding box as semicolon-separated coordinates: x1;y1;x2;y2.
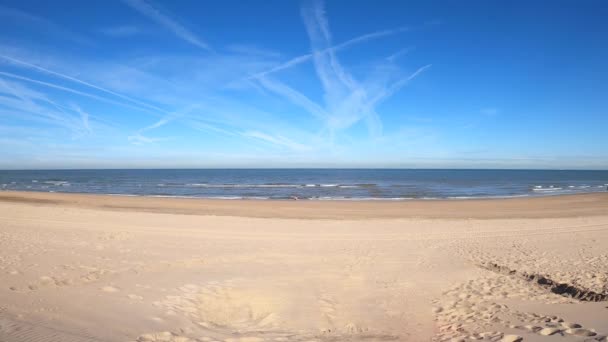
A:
0;169;607;200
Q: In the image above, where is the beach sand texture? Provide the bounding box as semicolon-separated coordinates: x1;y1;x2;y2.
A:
0;191;607;342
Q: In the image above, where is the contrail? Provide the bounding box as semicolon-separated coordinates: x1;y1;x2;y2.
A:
0;71;161;116
0;54;167;114
247;26;409;80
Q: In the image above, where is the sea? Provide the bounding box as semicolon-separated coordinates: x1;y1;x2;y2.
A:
0;169;607;200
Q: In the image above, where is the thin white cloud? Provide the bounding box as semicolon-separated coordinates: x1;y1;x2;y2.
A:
0;1;431;165
242;131;311;151
0;54;166;114
122;0;211;50
251;0;430;143
0;71;163;116
301;0;356;99
128;107;252;145
247;26;410;80
0;78;92;136
128;106;191;144
71;104;92;134
256;76;327;120
1;53;286;146
369;64;432;106
127;133;167;145
142;115;173;131
184;119;240;137
386;47;414;62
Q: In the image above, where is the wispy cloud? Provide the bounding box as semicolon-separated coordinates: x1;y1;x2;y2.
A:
386;47;415;62
369;64;432;106
253;0;430;141
71;104;92;135
122;0;211;51
0;54;167;114
0;1;435;167
0;70;161;115
242;131;311;151
127;133;168;145
127;107;191;144
247;26;410;80
256;76;327;120
0;77;94;137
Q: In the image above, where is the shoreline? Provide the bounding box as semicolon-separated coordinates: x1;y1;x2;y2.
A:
1;190;606;219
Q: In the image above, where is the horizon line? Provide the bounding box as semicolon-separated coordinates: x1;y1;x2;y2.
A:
1;167;607;172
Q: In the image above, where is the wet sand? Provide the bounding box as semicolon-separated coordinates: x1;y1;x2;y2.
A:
1;191;607;219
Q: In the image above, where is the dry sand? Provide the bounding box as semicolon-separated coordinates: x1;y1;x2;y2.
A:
0;191;607;342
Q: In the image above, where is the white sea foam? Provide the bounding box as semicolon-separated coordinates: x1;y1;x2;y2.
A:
305;183;364;188
43;180;70;186
148;195;202;199
186;183;300;188
529;184;607;193
253;184;300;188
145;194;272;200
206;196;244;200
313;196;412;201
446;194;530;200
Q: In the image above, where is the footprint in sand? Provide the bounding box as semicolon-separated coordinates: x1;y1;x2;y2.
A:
538;327;562;336
501;335;523;342
565;328;597;337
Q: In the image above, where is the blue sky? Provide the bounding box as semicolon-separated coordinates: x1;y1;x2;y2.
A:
0;0;606;169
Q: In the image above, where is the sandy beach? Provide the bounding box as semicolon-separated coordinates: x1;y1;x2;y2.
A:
0;191;607;342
